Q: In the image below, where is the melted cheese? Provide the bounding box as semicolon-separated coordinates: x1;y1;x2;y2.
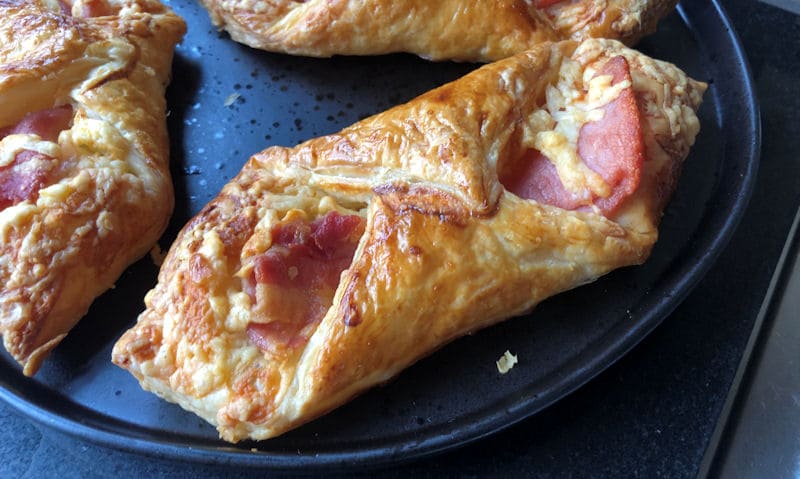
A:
0;203;37;240
0;134;60;167
496;350;518;374
518;55;631;201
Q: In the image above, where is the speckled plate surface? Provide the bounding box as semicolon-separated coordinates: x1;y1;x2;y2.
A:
0;0;758;470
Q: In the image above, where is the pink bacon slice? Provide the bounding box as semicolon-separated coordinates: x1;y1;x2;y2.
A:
0;151;55;210
501;55;645;217
577;56;645;213
246;211;365;354
0;106;73;210
0;105;73;142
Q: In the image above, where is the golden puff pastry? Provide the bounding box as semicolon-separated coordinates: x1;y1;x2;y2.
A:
0;0;185;375
113;38;706;442
198;0;678;62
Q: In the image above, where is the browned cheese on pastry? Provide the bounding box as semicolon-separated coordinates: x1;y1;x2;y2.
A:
112;39;706;442
197;0;678;61
0;0;186;375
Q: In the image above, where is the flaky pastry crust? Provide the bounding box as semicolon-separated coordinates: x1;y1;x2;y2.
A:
113;39;705;442
0;0;185;375
198;0;678;61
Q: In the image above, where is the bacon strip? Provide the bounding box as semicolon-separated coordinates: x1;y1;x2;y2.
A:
577;56;644;213
501;148;587;211
0;152;55;210
246;211;365;354
0;106;73;210
0;105;73;142
501;56;644;216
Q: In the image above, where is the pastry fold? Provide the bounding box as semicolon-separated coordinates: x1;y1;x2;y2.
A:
199;0;678;61
0;0;185;375
113;39;705;442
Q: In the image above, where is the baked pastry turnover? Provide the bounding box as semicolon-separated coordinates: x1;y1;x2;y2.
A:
198;0;678;61
0;0;185;375
113;39;706;442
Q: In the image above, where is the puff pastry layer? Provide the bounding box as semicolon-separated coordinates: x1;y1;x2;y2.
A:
199;0;678;61
113;39;706;442
0;0;185;375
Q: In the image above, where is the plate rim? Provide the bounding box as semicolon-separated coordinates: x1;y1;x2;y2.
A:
0;0;760;469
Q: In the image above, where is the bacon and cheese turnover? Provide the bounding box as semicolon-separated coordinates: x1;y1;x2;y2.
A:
198;0;678;62
0;1;185;375
113;39;706;442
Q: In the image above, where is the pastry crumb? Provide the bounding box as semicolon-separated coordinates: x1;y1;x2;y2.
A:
149;244;165;266
224;92;240;107
496;350;518;374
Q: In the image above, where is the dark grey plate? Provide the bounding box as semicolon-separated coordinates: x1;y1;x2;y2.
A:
0;0;758;470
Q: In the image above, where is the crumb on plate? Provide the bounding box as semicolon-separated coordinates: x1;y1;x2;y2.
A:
496;350;518;374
